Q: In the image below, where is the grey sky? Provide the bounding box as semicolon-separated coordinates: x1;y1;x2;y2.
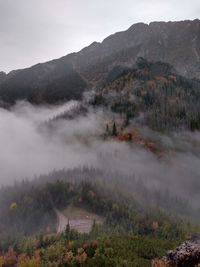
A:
0;0;199;73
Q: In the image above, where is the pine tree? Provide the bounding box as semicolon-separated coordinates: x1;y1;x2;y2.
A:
112;122;117;136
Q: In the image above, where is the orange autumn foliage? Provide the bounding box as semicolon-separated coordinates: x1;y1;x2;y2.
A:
152;259;170;267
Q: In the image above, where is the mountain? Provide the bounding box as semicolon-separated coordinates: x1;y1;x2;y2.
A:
0;60;86;104
0;19;200;105
90;58;200;131
69;19;200;82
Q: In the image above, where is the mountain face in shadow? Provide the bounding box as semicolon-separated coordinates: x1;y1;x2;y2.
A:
0;60;87;105
0;19;200;104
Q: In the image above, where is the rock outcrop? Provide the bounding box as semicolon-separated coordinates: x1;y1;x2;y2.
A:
152;234;200;267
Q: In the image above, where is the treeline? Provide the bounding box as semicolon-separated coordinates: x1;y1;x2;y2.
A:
90;58;200;131
0;229;180;267
0;167;197;251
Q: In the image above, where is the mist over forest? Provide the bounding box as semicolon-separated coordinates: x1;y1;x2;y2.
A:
0;100;200;209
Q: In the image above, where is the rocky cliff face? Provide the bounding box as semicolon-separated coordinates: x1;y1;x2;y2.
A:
69;19;200;82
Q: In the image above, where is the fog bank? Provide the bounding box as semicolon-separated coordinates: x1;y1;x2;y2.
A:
0;101;200;207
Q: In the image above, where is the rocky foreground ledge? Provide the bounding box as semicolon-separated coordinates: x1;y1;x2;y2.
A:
152;234;200;267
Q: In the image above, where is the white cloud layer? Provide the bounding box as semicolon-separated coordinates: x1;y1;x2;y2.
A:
0;100;200;209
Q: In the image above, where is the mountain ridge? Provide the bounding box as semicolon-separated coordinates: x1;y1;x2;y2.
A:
2;19;200;75
0;19;200;104
69;18;200;82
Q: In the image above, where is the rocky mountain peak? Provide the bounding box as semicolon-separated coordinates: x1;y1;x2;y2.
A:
69;19;200;82
0;19;200;104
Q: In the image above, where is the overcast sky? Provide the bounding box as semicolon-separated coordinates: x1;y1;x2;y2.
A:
0;0;199;73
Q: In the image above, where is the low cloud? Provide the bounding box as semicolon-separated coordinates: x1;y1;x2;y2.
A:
0;101;200;210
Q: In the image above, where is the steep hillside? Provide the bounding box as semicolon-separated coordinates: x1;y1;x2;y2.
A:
90;58;200;131
0;19;200;104
0;61;86;104
0;167;195;266
69;19;200;82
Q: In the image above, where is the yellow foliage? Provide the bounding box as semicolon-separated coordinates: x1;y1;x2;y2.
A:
9;202;18;211
46;261;59;267
0;256;4;267
17;257;40;267
63;251;74;264
68;240;74;248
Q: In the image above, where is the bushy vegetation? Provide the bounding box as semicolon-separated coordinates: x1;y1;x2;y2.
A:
0;230;181;267
0;167;198;266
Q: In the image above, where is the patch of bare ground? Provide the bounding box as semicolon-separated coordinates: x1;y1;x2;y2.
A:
56;206;104;234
